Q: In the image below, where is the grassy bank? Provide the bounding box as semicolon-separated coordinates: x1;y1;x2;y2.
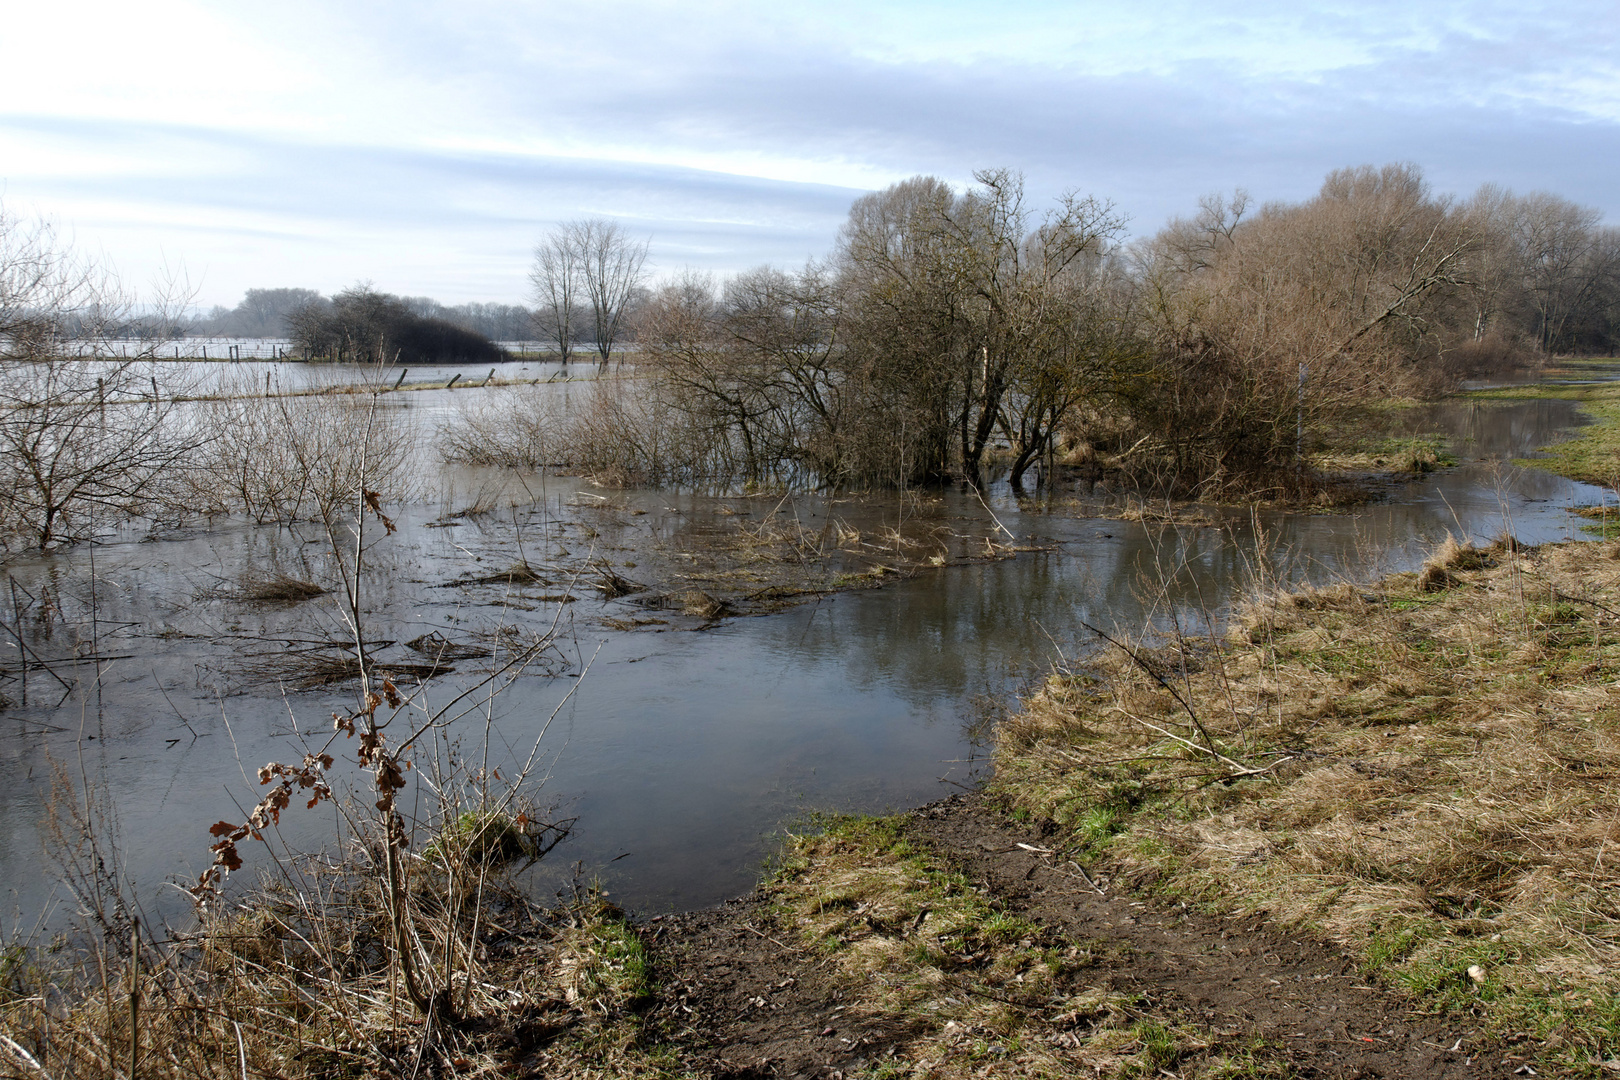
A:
992;535;1620;1075
1468;367;1620;486
1309;432;1455;478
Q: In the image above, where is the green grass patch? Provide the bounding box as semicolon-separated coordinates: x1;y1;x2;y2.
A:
1312;433;1458;476
770;813;1290;1078
1467;377;1620;485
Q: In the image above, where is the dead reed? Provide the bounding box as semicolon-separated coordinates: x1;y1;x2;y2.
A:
204;570;328;605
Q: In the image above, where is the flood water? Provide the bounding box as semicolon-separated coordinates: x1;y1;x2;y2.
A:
0;380;1612;932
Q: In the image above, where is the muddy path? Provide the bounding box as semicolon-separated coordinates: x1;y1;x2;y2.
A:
520;793;1517;1079
901;794;1514;1078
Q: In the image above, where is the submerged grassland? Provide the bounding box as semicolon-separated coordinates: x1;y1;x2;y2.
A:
994;536;1620;1074
1469;366;1620;486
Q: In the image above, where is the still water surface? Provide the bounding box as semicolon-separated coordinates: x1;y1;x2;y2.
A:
0;388;1610;929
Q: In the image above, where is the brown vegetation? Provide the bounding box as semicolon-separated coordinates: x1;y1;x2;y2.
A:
183;371;419;525
1;482;582;1078
454;163;1618;502
994;536;1620;1073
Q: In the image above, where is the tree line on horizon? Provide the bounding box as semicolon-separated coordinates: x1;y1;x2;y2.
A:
3;160;1619;524
579;162;1620;494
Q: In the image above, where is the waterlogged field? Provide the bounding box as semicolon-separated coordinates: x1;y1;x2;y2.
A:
0;369;1612;935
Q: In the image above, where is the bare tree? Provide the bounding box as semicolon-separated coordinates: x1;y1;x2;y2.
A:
838;170;1124;485
1516;192;1609;353
0;204;198;551
531;219;649;369
577;219;650;368
529;228;583;363
1124;163;1478;487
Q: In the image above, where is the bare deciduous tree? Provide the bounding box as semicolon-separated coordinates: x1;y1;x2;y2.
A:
482;163;1617;499
1124;163;1478;487
0;204;198;552
530;219;649;369
1516;192;1611;353
578;219;650;369
838;169;1125;485
529;228;583;363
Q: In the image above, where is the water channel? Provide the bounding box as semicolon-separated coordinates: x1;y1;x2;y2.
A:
0;376;1611;933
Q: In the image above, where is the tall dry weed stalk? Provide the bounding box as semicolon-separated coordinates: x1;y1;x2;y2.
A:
2;388;583;1078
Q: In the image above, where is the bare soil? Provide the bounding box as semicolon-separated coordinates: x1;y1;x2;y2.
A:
516;793;1518;1079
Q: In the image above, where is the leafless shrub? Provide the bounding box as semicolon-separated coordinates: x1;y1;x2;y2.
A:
0;203;198;552
554;372;726;487
439;383;562;467
184;372;418;524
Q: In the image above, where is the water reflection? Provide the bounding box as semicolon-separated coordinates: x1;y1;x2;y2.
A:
0;395;1612;926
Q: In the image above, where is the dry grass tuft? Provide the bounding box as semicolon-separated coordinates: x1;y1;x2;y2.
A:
1414;532;1494;591
591;563;646;598
995;536;1620;1069
0;848;597;1079
199;571;329;606
461;560;550;586
238;572;328;604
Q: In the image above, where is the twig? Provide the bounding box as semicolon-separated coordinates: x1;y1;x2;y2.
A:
1063;860;1107;895
742;923;798;954
0;1034;54;1079
1115;706;1280;778
129;917;140;1080
1080;618;1225;754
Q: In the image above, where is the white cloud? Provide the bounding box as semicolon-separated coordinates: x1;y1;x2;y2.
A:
1;0;1615;306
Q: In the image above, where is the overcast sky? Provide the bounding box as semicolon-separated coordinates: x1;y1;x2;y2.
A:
2;0;1616;309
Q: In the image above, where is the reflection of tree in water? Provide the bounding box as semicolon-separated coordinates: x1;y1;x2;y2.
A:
748;511;1456;718
1380;398;1584;464
752;534;1217;709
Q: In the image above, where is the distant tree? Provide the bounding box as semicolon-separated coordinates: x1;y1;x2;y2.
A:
530;219;650;367
1515;193;1614;353
238;287;323;337
530;229;584;362
578;219;650;367
288;286;504;364
435;301;534;341
191;287;324;337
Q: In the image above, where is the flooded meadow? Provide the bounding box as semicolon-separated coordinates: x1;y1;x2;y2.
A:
0;364;1612;931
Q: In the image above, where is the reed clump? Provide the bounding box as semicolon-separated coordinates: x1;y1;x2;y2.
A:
233;571;328;604
994;535;1620;1072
